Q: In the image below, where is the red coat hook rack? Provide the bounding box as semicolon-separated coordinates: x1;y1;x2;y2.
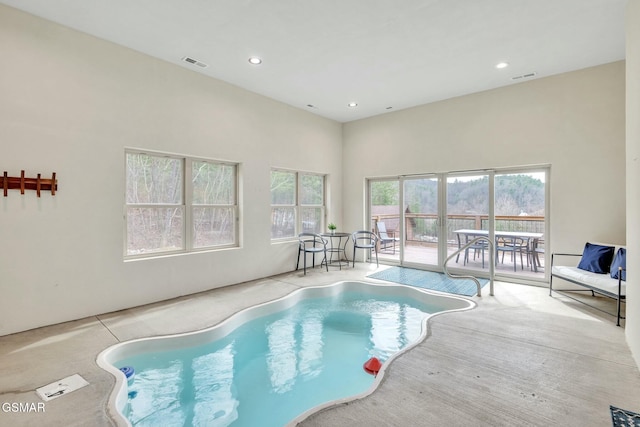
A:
2;170;58;197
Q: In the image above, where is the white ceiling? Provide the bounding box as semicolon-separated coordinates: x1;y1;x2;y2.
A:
1;0;627;122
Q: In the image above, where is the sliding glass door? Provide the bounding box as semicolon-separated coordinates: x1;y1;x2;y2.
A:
444;170;547;280
402;176;440;268
446;173;490;275
369;179;400;264
367;167;548;282
494;171;546;277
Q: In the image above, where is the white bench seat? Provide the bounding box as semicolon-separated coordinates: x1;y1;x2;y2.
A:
550;246;626;326
551;265;626;297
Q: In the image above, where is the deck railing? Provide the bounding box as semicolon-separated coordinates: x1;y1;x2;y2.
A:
371;213;544;245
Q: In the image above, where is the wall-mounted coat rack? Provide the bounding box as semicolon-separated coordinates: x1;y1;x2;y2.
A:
3;170;58;197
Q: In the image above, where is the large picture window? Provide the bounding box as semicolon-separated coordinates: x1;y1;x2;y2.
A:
126;151;238;257
270;170;325;239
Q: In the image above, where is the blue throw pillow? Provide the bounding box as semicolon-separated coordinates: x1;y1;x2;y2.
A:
577;243;615;274
610;248;626;281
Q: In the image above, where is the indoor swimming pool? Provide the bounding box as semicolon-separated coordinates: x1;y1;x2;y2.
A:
98;281;474;426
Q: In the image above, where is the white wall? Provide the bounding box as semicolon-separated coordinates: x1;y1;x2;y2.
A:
626;0;640;366
342;61;626;258
0;5;343;336
0;3;631;342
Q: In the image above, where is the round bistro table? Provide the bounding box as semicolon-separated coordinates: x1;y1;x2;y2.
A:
320;232;351;269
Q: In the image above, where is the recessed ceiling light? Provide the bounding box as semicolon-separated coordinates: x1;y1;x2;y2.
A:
495;62;509;69
348;102;358;107
248;57;262;65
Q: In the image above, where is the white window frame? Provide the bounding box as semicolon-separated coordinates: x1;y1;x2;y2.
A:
270;169;326;240
125;149;239;259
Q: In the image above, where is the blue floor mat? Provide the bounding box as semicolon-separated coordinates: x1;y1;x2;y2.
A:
367;266;487;296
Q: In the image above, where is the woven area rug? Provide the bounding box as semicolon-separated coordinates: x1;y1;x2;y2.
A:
611;405;640;427
367;266;488;296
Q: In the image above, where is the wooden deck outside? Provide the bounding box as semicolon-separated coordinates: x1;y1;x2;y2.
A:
368;213;546;281
376;241;546;281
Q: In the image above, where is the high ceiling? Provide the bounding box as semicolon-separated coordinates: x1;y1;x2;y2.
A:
0;0;627;122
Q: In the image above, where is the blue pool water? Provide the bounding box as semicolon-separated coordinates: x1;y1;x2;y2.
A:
113;287;459;427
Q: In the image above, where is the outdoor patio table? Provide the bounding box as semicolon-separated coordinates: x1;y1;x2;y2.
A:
454;229;543;270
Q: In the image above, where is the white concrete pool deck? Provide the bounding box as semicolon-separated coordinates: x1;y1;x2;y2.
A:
1;264;639;426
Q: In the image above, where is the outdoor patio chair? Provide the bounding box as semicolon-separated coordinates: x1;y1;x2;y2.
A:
376;221;399;254
496;236;528;271
296;233;328;275
464;234;488;268
352;230;379;267
531;236;545;272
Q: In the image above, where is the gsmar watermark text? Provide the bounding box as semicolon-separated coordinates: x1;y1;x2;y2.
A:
2;402;46;413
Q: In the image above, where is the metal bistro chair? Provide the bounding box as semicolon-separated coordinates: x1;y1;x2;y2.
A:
352;230;379;267
296;233;329;275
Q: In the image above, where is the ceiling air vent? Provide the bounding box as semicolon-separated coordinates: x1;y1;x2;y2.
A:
182;56;208;68
511;72;537;81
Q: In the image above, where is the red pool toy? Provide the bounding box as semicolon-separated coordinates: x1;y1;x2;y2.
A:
363;357;382;375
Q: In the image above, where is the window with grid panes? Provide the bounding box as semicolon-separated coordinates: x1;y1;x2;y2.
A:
125;150;238;257
270;170;325;239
